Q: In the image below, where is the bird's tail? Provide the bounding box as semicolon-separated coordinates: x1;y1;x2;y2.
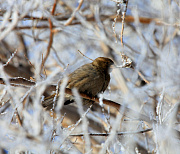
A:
42;93;56;109
42;93;75;109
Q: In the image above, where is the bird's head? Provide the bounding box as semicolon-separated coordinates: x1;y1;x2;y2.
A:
92;57;114;73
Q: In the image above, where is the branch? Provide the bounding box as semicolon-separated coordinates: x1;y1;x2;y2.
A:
41;0;57;69
120;0;129;46
0;77;35;87
1;77;180;139
0;77;153;123
70;128;152;137
64;0;84;26
5;15;176;32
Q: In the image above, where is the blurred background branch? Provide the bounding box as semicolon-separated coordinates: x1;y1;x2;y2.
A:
0;0;180;153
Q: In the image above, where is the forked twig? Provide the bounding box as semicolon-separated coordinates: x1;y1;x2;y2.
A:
64;0;84;26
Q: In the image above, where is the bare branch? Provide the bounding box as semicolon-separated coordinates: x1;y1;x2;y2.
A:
70;128;152;137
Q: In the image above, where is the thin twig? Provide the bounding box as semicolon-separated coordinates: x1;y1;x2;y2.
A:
112;3;121;43
42;53;47;78
120;0;128;47
137;71;150;84
41;0;57;69
64;0;84;26
3;49;18;67
0;100;11;114
14;109;22;126
70;128;152;136
24;54;35;69
0;77;36;87
77;50;93;61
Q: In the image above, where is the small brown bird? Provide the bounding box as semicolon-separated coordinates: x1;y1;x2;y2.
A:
42;57;114;108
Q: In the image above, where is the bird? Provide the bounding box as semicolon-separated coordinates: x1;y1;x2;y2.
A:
42;57;114;109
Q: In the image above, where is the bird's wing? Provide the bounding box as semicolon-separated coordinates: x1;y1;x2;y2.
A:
101;73;110;92
67;63;105;96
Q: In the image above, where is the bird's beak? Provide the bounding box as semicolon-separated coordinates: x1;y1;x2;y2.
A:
109;64;116;72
